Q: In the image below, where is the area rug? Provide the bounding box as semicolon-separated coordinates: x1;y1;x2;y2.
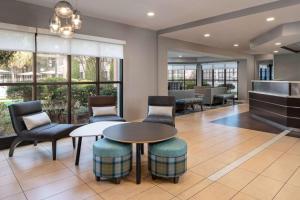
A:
211;112;283;134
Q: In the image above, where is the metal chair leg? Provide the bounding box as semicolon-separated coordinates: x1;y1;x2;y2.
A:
72;137;76;149
9;137;23;157
52;140;57;160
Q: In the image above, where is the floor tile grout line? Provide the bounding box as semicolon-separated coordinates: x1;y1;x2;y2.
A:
5;155;29;200
208;130;291;181
228;134;299;200
188;132;270;171
271;166;300;200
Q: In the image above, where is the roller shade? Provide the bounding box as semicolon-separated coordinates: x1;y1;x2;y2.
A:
0;29;35;52
99;43;123;59
37;34;124;58
37;35;70;54
70;39;99;57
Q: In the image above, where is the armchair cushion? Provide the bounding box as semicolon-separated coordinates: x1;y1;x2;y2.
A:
20;123;77;140
143;115;174;127
148;106;173;117
92;106;117;116
23;112;51;130
89;115;126;123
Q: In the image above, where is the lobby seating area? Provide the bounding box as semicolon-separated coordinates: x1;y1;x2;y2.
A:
1;0;300;199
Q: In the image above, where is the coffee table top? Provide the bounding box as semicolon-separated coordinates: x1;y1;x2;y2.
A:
70;121;127;137
103;122;177;143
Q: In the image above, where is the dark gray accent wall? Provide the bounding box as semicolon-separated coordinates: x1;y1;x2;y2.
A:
0;0;157;121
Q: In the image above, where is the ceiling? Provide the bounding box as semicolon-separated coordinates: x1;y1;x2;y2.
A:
162;4;300;54
18;0;277;30
17;0;300;54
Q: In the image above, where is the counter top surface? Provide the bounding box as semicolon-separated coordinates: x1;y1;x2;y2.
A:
249;91;300;98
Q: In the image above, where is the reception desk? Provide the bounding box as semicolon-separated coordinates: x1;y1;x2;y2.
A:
249;80;300;130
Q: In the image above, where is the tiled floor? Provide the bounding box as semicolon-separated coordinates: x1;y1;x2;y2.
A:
1;104;300;200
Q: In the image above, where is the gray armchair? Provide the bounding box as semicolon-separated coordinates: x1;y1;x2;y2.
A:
143;96;176;127
8;101;78;160
88;96;125;123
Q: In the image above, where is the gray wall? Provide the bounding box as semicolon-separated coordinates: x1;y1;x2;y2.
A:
274;54;300;81
0;0;157;121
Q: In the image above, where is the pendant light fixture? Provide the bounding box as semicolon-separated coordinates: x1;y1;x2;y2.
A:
49;0;82;38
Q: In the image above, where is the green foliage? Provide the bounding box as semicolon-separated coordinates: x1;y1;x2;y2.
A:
0;51;15;67
100;85;117;96
6;85;32;101
0;102;14;135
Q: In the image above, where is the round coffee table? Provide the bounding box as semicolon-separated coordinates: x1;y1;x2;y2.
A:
70;121;127;165
103;122;177;184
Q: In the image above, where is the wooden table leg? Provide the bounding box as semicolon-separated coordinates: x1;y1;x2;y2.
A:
136;143;142;184
75;137;82;166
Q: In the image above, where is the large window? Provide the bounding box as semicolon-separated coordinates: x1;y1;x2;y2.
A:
201;61;238;96
0;29;124;139
168;64;197;90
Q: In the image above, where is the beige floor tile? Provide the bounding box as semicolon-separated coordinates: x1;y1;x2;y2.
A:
44;184;96;200
287;168;300;187
192;182;237;200
273;184;300;200
287;141;300;156
99;180;155;200
232;192;257;200
20;168;74;191
0;174;18;186
177;178;212;200
266;136;298;152
15;161;66;180
0;182;23;199
1;192;27;200
128;186;174;200
262;162;298;182
190;159;227;177
239;149;283;173
155;171;204;196
242;175;285;200
25;175;84;200
218;168;257;190
84;194;104;200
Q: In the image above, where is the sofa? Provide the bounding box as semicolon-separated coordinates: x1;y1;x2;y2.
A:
194;86;235;105
168;90;203;111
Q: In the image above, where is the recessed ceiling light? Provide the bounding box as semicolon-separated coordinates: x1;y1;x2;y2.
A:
147;12;155;17
266;17;275;22
178;55;182;58
233;44;239;47
204;33;211;38
273;50;279;53
275;42;282;46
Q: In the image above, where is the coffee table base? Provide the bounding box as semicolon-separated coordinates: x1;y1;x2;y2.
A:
136;143;143;184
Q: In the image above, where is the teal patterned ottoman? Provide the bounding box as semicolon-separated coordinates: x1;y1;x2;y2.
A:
93;138;132;184
148;137;187;183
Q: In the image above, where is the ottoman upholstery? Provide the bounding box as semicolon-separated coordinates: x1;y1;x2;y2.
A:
148;138;187;183
93;138;132;183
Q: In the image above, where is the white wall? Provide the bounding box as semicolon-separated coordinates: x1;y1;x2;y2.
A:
0;0;157;121
158;36;255;100
274;54;300;81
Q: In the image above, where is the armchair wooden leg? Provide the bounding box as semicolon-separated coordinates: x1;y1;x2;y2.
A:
72;137;76;149
52;140;57;160
9;137;23;157
141;144;144;155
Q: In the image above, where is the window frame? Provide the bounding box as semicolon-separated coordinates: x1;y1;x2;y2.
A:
168;63;197;90
0;49;123;150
